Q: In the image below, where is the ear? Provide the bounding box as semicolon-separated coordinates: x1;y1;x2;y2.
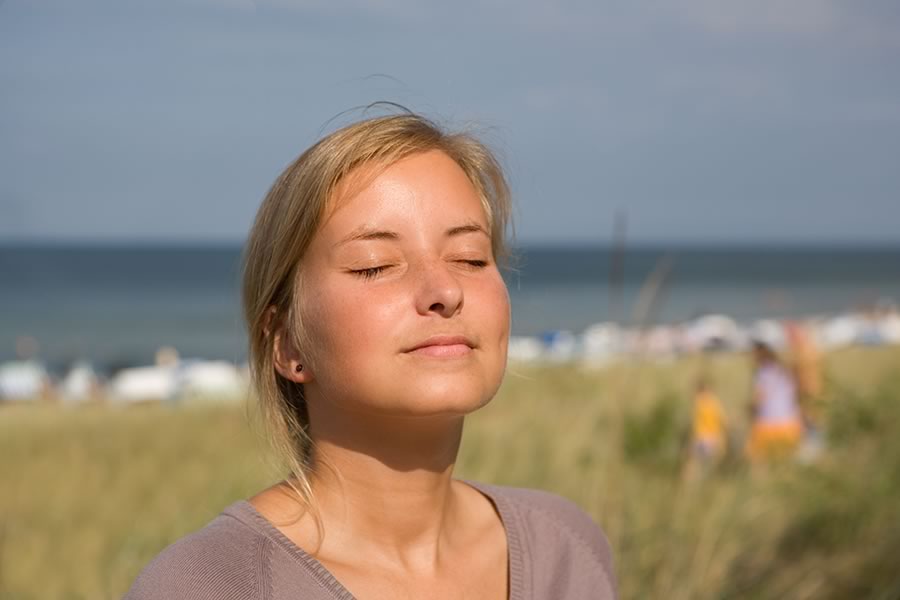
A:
266;306;314;384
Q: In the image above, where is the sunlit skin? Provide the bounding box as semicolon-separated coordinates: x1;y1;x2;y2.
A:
251;150;511;599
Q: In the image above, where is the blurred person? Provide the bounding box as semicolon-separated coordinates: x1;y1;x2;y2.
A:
785;322;824;426
746;340;803;462
682;374;728;481
691;376;727;461
125;112;616;600
785;321;826;462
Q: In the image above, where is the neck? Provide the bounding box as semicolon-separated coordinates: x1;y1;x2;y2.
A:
306;407;467;569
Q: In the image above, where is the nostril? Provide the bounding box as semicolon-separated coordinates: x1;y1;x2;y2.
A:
429;302;446;312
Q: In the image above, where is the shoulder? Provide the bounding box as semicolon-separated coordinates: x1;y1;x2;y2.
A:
124;505;273;600
496;485;614;562
473;482;617;597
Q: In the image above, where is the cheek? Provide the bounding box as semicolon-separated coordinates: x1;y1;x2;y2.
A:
302;281;402;366
479;274;511;339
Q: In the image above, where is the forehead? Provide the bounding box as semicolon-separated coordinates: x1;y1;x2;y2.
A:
323;150;488;228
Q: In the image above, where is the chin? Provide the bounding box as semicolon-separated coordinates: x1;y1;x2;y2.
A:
384;375;498;417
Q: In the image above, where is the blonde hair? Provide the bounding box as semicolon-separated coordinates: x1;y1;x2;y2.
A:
241;112;513;510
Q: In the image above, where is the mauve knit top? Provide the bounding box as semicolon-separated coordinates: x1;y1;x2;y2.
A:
124;481;617;600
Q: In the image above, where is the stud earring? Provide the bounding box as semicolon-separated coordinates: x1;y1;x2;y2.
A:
295;364;303;373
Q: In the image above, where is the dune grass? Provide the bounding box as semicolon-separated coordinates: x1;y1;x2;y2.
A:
2;346;899;599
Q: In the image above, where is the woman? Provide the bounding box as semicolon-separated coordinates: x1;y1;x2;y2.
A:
746;339;803;462
126;113;617;599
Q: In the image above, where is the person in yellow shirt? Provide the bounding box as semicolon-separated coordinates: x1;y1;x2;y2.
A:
690;376;728;464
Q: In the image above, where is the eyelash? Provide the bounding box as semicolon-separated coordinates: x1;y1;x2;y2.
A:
352;266;389;281
350;260;488;281
462;260;489;269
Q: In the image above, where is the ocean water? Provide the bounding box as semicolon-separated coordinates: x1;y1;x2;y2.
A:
1;244;899;370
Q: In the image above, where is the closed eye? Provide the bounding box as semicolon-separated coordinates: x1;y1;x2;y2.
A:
350;266;390;281
350;260;487;281
457;259;488;268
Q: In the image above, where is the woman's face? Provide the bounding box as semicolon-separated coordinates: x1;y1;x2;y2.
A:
296;150;510;417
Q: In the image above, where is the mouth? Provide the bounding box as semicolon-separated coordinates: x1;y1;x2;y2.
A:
403;335;476;358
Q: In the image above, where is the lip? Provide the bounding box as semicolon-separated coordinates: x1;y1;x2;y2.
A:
403;335;476;357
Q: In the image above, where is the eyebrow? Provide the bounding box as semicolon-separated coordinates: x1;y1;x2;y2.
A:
335;221;489;247
446;222;490;238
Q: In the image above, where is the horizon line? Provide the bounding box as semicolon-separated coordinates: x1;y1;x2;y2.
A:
2;237;900;250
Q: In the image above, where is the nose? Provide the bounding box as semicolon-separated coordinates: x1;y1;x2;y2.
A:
414;259;464;318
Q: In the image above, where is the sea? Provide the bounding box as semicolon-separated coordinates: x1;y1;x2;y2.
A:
2;244;899;372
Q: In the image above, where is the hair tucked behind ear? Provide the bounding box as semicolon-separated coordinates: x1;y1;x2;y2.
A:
241;110;513;521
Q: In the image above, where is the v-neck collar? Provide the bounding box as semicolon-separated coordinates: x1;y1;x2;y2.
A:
224;480;527;600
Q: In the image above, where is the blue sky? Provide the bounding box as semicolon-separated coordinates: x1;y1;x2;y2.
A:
2;0;899;244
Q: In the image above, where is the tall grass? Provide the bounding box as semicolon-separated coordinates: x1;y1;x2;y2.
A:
2;347;899;599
